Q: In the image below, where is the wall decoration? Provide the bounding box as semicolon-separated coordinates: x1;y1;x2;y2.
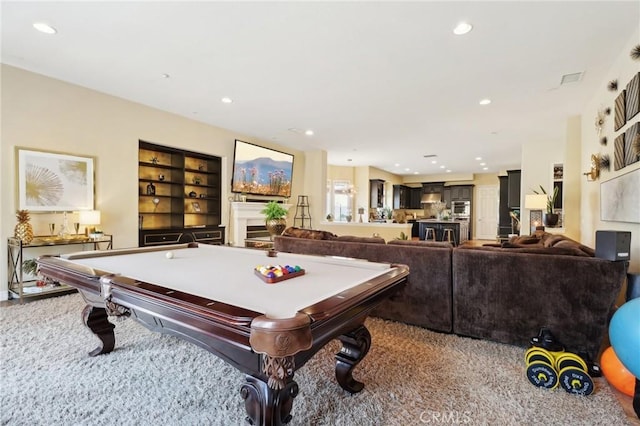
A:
634;134;640;157
600;137;608;146
599;154;611;171
601;168;640;223
17;148;94;212
632;44;640;61
614;90;626;131
595;109;606;135
614;134;625;170
626;72;639;121
624;122;639;166
608;80;618;91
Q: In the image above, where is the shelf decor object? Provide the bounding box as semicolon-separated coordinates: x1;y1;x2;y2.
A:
16;148;94;212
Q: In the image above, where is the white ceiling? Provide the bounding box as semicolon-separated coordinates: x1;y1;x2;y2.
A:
2;1;639;177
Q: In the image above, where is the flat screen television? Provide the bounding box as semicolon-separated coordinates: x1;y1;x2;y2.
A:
231;140;294;198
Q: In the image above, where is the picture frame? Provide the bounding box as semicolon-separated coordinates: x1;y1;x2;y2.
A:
17;148;94;212
191;201;201;212
600;167;640;223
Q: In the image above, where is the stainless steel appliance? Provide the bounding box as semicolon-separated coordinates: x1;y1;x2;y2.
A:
452;200;471;219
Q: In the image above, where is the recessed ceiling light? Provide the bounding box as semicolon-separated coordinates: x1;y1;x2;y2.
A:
479;98;492;106
453;22;473;35
431;160;437;164
394;163;400;167
33;22;57;34
480;162;486;166
221;97;233;104
440;165;446;169
161;73;170;79
483;167;489;170
414;172;419;175
305;129;314;136
446;170;452;173
404;168;410;172
475;157;482;161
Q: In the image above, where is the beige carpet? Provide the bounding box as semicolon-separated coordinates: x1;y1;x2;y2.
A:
0;294;631;425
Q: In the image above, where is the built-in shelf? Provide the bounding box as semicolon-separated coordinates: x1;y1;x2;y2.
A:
138;140;224;246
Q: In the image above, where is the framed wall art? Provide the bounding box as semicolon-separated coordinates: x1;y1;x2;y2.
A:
600;167;640;223
17;148;95;212
614;90;625;131
626;72;639;122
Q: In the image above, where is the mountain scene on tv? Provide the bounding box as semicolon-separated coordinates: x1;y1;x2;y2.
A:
233;157;292;197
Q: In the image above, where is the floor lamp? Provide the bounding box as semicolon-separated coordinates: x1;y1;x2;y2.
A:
524;194;547;234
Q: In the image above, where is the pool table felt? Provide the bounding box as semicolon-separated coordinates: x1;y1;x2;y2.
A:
64;244;391;319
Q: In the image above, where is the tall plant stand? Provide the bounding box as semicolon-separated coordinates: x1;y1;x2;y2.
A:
294;195;312;229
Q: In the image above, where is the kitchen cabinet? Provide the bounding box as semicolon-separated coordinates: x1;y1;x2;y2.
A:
507;170;521;208
497;176;512;238
393;185;410;209
450;185;473;201
370;179;385;208
410;187;423;209
422;182;445;194
443;187;452;209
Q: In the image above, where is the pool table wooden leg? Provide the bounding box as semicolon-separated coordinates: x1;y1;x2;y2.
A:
240;373;299;426
82;305;116;357
335;325;371;394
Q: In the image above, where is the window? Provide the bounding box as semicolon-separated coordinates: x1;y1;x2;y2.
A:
326;180;355;222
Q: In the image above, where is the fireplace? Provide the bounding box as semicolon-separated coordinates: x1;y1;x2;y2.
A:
230;202;291;246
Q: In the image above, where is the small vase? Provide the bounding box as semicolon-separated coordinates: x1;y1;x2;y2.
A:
543;213;559;227
265;218;287;240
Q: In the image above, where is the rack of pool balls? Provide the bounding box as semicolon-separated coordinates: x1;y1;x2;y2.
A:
254;264;305;283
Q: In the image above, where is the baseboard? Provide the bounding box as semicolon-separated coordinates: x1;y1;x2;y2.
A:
0;290;9;302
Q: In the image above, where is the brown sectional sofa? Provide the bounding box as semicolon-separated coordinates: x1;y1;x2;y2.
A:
273;228;627;359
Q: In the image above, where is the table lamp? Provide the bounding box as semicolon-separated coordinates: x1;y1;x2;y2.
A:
79;210;101;238
524;194;547;233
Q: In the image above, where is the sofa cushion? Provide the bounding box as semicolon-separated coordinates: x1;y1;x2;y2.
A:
552;239;595;257
335;235;386;244
281;226;337;240
508;235;541;245
388;239;454;248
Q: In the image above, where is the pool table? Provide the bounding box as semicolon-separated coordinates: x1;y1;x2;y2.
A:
37;243;408;425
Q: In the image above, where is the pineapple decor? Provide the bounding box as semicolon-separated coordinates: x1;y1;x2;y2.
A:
14;210;34;244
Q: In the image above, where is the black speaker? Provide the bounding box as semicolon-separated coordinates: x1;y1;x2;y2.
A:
595;230;631;261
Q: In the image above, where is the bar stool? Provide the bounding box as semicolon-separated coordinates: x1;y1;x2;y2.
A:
442;228;457;245
425;227;436;241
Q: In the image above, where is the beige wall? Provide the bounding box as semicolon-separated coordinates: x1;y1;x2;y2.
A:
580;29;640;273
1;65;306;298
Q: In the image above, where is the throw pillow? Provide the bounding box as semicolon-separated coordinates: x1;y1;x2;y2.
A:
281;227;337;240
335;235;386;244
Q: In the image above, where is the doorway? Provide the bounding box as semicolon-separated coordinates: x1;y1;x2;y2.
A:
475;185;499;240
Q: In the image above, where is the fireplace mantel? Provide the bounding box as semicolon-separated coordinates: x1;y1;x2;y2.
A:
230;202;291;246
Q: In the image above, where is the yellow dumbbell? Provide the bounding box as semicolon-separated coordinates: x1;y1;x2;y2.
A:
525;347;562;390
555;352;594;396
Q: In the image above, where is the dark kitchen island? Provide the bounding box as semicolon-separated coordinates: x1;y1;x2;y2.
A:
417;220;469;245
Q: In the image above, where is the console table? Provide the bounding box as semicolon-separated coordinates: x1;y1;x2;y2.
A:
7;235;112;303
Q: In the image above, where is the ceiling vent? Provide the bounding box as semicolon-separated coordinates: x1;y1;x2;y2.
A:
423;154;437;158
560;72;583;85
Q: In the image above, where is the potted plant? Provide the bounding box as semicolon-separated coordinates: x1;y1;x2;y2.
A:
533;185;559;226
382;206;393;223
261;201;289;239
